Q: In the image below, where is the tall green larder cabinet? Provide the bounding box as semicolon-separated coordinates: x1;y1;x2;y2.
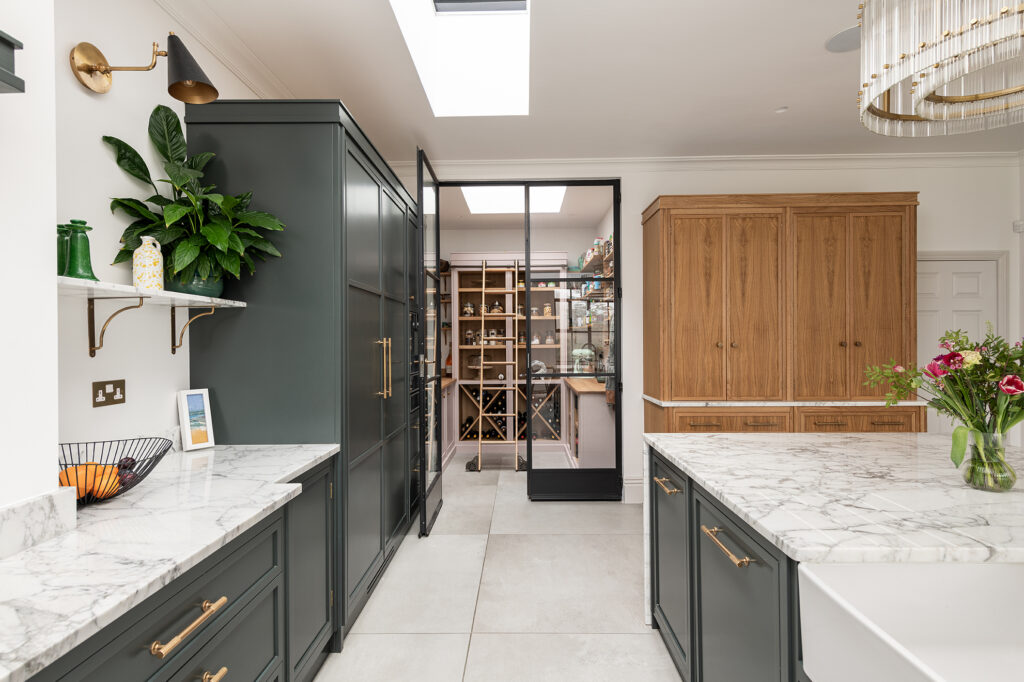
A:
185;100;418;638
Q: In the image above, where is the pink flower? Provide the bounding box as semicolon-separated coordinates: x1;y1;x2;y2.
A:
893;365;905;373
998;375;1024;395
940;341;952;350
925;361;948;378
940;352;964;369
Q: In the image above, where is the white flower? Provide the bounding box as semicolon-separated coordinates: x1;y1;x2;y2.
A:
961;350;982;367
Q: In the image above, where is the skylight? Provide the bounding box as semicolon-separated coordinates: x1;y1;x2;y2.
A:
462;186;565;214
388;0;530;117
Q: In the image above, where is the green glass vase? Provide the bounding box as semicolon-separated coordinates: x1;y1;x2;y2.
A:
63;219;99;281
56;224;71;275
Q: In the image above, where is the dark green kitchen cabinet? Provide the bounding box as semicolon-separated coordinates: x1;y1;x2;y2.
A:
286;461;334;682
185;100;417;635
648;450;807;682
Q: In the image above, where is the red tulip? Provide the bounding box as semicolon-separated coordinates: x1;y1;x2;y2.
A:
924;361;948;378
940;352;964;369
998;375;1024;395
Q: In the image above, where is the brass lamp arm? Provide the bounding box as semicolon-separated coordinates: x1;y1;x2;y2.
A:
85;42;166;74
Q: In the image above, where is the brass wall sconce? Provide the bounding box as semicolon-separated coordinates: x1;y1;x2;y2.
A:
70;32;218;104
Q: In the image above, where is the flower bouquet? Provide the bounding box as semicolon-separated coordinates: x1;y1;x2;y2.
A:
864;328;1022;492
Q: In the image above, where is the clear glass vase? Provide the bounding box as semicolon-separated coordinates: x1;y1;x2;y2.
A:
962;431;1017;493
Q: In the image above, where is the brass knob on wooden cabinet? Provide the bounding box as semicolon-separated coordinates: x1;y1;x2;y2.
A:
730;342;738;348
716;342;723;348
839;341;848;348
854;341;863;347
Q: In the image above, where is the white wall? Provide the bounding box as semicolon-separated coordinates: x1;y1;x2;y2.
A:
400;153;1023;502
440;225;598;261
55;0;257;442
0;3;59;508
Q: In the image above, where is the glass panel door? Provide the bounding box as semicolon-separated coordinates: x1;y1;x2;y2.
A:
418;149;443;535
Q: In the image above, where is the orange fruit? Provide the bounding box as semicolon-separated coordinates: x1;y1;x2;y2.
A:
90;465;121;499
58;463;98;500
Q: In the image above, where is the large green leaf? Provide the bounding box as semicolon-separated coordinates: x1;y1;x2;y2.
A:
219;194;240;219
147;193;172;207
951;425;968;467
172;238;201;273
248;237;282;257
149;226;186;247
112;249;134;265
186;152;216;172
109;198;159;222
214;249;241;279
163;160;203;189
236;209;284;231
227;231;245;254
102;136;154;189
199;193;224;208
201;216;232;252
147;105;187;164
197;252;212;279
163;202;192;227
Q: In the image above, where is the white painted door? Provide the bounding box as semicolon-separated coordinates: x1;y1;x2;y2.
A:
917;259;999;434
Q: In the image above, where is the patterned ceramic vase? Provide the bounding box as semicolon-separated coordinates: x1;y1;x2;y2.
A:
133;236;164;291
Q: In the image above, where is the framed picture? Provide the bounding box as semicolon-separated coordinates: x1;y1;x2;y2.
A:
178;388;215;451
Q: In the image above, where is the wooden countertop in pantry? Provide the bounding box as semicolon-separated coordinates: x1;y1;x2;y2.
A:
441;377;456;390
565;377;608;394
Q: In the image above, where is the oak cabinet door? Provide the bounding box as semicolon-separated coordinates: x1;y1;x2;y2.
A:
850;214;906;399
669;214;725;400
726;215;783;400
793;214;849;400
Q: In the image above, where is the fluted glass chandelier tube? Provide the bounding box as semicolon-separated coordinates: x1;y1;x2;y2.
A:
860;0;1024;136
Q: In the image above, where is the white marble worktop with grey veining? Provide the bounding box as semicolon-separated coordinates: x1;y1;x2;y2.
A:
644;432;1024;564
0;443;339;682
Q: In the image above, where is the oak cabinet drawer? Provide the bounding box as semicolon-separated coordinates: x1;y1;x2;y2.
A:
796;407;923;433
162;580;284;682
54;516;283;682
670;409;792;433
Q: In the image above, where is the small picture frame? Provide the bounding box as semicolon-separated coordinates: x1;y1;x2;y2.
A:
178;388;215;451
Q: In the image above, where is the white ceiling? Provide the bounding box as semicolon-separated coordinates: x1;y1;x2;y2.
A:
439;184;613;231
184;0;1024;163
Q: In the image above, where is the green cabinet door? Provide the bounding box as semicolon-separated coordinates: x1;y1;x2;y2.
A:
346;145;382;291
651;457;691;679
347;287;385;458
287;462;334;681
346;447;384;608
383;430;408;548
694;492;783;682
382;189;407;300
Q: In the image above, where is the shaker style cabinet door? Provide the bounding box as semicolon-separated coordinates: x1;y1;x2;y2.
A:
346;148;383;291
849;213;906;399
385;297;409;437
651;458;691;678
346;447;383;604
347;287;385;458
725;214;784;400
793;213;849;400
668;214;726;400
382;191;407;300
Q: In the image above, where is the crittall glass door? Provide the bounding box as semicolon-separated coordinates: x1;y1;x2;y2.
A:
418;149;443;534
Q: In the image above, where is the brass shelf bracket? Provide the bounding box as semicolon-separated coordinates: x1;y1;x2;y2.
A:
88;296;146;357
171;306;216;355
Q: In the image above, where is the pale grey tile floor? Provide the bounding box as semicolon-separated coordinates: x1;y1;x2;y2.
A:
315;459;676;681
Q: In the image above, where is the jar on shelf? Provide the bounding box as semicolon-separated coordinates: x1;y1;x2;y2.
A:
462;301;475;317
517;303;525;317
491;300;503;313
480;301;489;315
518;331;527;344
464;330;475;345
544;332;555;345
132;236;164;291
543;303;553;317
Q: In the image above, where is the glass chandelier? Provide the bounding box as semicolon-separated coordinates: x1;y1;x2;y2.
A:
860;1;1024;135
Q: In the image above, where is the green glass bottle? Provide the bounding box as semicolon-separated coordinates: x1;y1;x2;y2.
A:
64;219;99;281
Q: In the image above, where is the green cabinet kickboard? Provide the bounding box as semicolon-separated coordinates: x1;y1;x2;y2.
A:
649;449;809;682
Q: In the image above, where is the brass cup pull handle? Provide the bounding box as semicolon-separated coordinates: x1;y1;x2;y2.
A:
202;667;228;682
689;421;721;428
653;476;681;495
149;596;228;658
375;339;387;397
701;525;754;568
744;421;777;427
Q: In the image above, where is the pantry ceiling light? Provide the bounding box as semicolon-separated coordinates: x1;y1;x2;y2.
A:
462;185;565;214
388;0;530;117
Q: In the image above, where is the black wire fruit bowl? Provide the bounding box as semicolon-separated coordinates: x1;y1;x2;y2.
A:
58;437;173;505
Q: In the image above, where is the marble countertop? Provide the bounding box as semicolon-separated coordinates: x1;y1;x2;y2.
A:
0;443;339;682
644;432;1024;564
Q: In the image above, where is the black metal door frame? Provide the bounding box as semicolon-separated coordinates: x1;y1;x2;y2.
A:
433;176;623;501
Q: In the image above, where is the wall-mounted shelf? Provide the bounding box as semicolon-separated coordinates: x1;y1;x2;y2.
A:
58;276;246;357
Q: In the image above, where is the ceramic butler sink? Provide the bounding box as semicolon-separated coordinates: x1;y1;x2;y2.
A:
799;563;1024;682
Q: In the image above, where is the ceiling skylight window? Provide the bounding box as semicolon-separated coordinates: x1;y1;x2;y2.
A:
389;0;530;117
462;186;565;214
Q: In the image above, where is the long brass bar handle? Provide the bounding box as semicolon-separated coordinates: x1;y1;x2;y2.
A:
149;596;228;658
689;422;721;428
744;421;777;427
375;339;387;397
202;667;228;682
814;420;847;426
653;476;681;495
387;337;393;398
701;525;754;569
871;420;905;426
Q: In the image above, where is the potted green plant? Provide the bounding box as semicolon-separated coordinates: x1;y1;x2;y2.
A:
104;105;284;297
865;327;1024;492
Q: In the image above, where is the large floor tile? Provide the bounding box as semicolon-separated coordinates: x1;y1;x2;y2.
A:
315;634;469;681
463;633;677;682
472;534;648;633
489;473;642;534
351;534;488;634
429;502;494;535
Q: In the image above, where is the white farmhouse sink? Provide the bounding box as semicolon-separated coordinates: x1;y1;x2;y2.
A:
799;563;1024;682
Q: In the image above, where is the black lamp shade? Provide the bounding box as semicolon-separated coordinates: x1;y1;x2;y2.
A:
166;33;218;104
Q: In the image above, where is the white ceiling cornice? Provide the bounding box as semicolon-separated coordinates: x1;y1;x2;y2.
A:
152;0;293;99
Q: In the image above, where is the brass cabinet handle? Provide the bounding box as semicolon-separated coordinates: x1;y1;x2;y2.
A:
653;476;681;495
386;337;393;398
814;420;847;426
854;341;863;347
376;339;387;397
839;341;848;348
701;525;754;568
744;421;777;427
871;420;905;426
730;342;738;348
716;341;724;349
689;421;721;428
202;667;228;682
149;596;228;658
